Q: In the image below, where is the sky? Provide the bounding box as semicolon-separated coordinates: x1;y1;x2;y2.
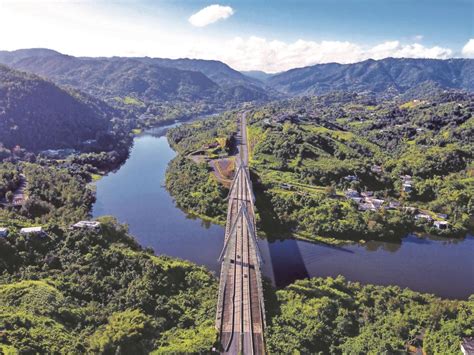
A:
0;0;473;73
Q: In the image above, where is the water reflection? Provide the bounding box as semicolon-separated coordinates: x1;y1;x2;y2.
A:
93;124;474;299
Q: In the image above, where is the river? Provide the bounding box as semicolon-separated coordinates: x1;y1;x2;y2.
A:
93;123;474;299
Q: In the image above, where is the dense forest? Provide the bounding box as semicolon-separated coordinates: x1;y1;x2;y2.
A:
0;216;217;353
0;65;117;151
265;277;473;354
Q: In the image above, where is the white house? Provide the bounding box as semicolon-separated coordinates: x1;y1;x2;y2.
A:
72;221;101;230
20;226;44;236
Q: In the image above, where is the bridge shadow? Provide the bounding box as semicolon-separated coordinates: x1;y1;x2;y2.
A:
252;178;310;288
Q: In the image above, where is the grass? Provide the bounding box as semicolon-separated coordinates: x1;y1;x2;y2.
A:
131;128;143;135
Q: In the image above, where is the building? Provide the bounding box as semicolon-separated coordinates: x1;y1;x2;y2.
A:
402;183;413;193
345;189;360;198
415;213;432;222
20;226;44;236
344;175;358;182
72;221;101;230
434;220;449;230
0;227;8;237
388;201;401;210
361;191;374;198
461;338;474;355
371;165;383;174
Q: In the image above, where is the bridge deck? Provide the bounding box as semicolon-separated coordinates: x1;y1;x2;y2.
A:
216;113;265;354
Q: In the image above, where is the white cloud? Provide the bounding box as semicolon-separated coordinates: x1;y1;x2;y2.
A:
0;1;466;73
205;37;454;72
188;5;234;27
412;34;424;42
461;39;474;58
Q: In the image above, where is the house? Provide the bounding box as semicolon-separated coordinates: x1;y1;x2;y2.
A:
72;221;101;230
359;203;376;212
344;175;358;182
0;227;8;237
388;201;401;209
403;206;417;213
366;198;385;209
401;174;412;181
350;197;363;204
461;337;474;355
371;165;383;174
436;213;448;219
361;191;373;198
434;220;449;230
415;213;432;222
345;189;360;198
20;226;44;236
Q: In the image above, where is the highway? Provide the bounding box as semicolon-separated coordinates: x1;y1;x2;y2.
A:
215;113;265;354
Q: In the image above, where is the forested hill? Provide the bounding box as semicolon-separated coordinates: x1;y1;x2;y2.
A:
268;57;474;96
0;65;116;151
0;49;270;107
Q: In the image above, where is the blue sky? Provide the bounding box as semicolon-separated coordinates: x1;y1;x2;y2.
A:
0;0;472;72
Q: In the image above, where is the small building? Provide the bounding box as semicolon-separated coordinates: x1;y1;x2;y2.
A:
461;337;474;355
436;213;448;219
361;191;373;198
388;201;401;209
344;175;358;182
415;213;432;222
72;221;101;230
371;165;383;174
345;189;360;198
403;206;417;213
434;220;449;230
402;183;413;193
0;227;8;237
401;174;413;183
20;226;44;236
359;203;376;212
366;198;385;209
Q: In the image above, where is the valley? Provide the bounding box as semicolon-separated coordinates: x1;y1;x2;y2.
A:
0;49;473;354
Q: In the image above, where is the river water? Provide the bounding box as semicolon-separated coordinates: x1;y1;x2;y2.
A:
93;124;474;299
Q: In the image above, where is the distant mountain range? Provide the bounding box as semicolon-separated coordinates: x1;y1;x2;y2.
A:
0;64;116;151
267;57;474;96
0;49;271;107
1;49;473;105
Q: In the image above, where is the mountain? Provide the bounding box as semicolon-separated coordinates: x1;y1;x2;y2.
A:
0;65;117;151
268;58;474;96
0;48;61;66
0;49;271;106
241;70;275;82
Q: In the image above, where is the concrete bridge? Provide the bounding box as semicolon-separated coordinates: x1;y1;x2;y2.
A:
215;113;266;354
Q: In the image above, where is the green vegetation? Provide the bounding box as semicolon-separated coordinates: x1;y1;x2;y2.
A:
246;93;473;241
0;163;21;201
265;276;473;354
166;156;227;223
165;93;473;243
0;65;117;151
0;216;217;353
